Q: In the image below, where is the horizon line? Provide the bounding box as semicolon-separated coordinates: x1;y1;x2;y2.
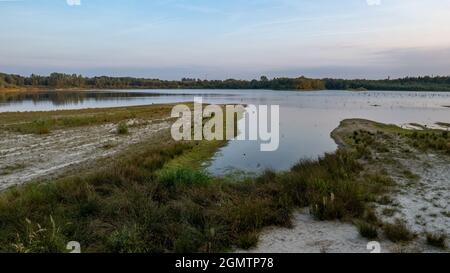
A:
2;71;450;82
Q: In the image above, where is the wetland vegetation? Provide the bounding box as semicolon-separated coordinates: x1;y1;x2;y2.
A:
0;106;448;253
0;131;373;253
0;106;373;252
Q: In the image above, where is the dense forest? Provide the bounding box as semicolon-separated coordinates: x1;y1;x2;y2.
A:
324;76;450;91
0;73;324;91
1;72;450;91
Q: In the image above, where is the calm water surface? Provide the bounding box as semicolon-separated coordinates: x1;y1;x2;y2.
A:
1;89;449;175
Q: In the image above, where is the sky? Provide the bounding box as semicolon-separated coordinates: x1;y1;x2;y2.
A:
1;0;450;80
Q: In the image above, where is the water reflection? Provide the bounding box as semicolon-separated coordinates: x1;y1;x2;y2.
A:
0;90;238;112
0;91;162;106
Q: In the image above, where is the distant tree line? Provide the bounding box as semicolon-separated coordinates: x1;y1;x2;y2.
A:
324;76;450;91
1;72;450;91
0;73;325;91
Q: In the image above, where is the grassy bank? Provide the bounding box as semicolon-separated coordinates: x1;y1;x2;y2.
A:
333;119;450;155
0;104;177;135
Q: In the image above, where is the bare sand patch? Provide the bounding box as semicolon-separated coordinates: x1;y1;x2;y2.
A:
240;209;379;253
0;119;170;190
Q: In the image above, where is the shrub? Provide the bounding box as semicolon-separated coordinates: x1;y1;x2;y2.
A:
172;226;205;253
356;221;378;239
117;122;129;135
310;192;344;220
426;232;447;249
383;220;415;242
236;232;259;250
33;120;51;135
363;208;379;224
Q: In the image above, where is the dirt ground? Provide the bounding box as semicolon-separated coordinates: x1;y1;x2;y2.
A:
0;119;171;190
241;208;382;253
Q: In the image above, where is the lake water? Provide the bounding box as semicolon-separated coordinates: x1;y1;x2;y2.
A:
1;89;449;175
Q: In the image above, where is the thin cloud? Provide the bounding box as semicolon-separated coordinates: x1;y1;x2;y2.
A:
67;0;81;6
221;14;357;38
174;3;221;14
366;0;381;6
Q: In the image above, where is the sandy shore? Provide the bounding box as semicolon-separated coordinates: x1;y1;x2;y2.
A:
0;119;170;190
242;119;449;253
240;208;381;253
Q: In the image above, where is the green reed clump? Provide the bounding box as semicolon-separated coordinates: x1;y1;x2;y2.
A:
236;232;259;250
117;122;129;135
356;221;378;239
158;168;210;188
286;151;367;220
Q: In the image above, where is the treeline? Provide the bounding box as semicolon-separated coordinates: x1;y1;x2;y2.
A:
324;76;450;91
0;73;325;91
2;72;450;91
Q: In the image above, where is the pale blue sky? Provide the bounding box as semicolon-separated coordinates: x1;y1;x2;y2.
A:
1;0;450;79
